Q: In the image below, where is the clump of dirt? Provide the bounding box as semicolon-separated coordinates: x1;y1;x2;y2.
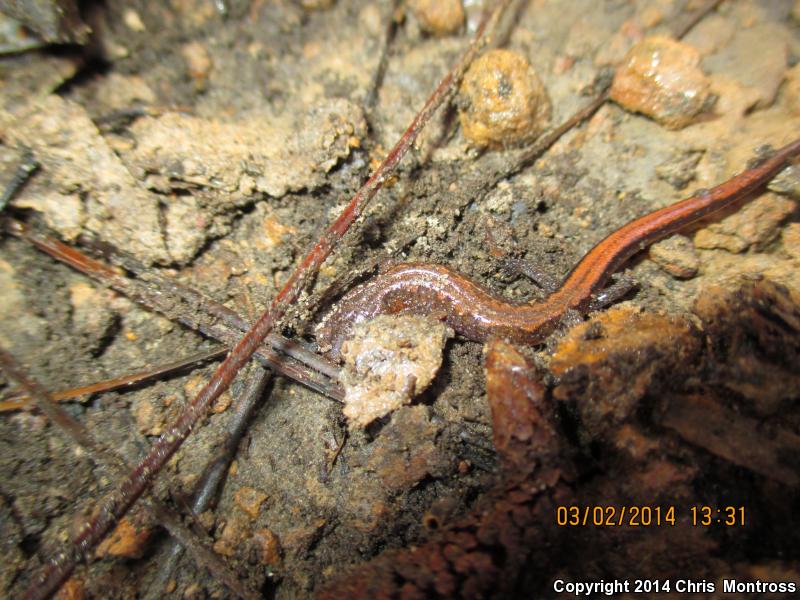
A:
339;314;452;428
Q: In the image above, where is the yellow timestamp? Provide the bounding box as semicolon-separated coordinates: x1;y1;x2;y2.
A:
690;506;745;526
555;506;747;527
556;505;676;527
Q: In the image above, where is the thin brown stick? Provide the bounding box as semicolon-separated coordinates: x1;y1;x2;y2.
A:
21;3;510;598
670;0;723;39
0;347;259;600
144;363;271;600
8;221;343;401
0;348;95;449
364;0;401;111
0;347;228;412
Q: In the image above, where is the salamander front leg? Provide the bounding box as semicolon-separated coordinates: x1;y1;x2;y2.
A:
502;257;560;294
589;273;638;311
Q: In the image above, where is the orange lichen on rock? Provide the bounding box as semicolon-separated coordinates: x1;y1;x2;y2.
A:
458;49;551;148
610;36;711;129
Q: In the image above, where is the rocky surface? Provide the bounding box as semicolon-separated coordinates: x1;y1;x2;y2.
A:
1;1;799;598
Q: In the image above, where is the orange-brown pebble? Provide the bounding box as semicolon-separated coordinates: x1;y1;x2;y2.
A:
213;516;249;557
96;515;152;559
234;486;268;519
54;577;85;600
409;0;464;36
458;49;551;148
181;42;212;90
252;528;283;566
648;234;699;279
610;36;711;129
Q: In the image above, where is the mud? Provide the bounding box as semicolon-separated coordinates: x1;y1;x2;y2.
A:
1;0;799;598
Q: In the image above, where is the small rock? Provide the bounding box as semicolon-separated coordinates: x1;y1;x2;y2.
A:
409;0;464;36
1;95;168;263
610;36;712;130
339;314;452;428
649;235;700;279
122;9;146;32
96;513;152;559
781;223;800;260
367;406;445;491
128;98;366;199
252;528;282;566
694;193;795;253
768;164;800;200
655;150;703;190
12;191;85;241
234;486;268;519
181;41;212;90
458;49;551;148
213;516;249;558
182;583;201;599
54;577;85;600
1;0;89;44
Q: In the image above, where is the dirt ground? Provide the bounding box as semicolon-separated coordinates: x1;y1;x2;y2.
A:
1;0;800;598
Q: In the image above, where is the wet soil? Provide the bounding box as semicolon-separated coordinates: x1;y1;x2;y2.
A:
1;0;800;598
